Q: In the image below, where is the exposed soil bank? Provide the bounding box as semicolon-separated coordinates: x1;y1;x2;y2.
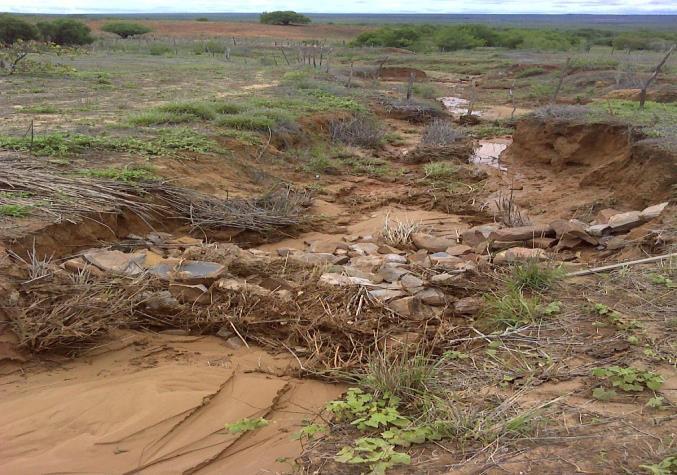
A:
505;118;677;209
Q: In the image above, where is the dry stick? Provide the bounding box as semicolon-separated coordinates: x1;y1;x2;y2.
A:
279;47;290;65
639;44;675;109
551;57;571;105
564;253;676;278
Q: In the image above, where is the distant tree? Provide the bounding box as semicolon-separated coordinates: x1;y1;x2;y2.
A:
260;11;311;26
0;14;39;45
37;19;93;45
434;29;485;51
101;21;152;38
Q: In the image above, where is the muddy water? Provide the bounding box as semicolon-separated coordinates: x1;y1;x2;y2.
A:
471;139;510;171
439;96;481;116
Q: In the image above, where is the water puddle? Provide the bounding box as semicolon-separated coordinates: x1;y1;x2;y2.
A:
439;96;481;116
471;140;510;171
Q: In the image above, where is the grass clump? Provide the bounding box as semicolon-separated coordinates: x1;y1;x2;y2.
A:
77;165;157;182
380;213;422;248
515;66;546;78
216;113;275;131
508;261;564;291
482;288;541;328
420;119;464;146
0;204;31;217
19;105;60;114
424;162;456;179
329;115;385;148
129;100;242;125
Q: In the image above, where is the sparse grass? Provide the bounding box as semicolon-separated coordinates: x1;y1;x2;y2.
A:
77;166;158;182
216;113;275;131
482;288;541;328
340;156;393;177
19;104;60;114
424;162;457;179
507;261;564;291
380;212;423;248
0;204;31;217
515;66;546;78
420;119;464;146
467;122;515;139
329;115;385;148
411;82;442;100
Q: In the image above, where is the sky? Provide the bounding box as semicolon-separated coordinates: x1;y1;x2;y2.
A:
1;0;675;14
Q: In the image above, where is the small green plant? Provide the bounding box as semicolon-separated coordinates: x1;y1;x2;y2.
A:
649;273;675;288
482;288;540;328
149;43;173;56
543;301;562;315
19;104;60;114
640;456;676;475
645;396;664;409
592;366;664;393
293;422;326;441
508;261;564;291
0;204;31;217
593;303;642;332
225;417;269;434
424;162;456;179
77;166;157;183
335;437;411;475
515;66;545;78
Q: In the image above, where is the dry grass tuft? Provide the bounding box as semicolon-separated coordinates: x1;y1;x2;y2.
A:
379;212;423;248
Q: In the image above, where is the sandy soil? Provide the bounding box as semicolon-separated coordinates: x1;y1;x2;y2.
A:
0;331;344;473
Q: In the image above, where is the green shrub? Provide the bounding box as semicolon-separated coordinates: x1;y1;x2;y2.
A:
0;204;31;217
156;101;216;120
482;288;541;328
216;113;275;131
259;11;311;25
195;17;209;22
78;165;157;182
36;19;93;45
149;43;173;55
101;21;151;38
508;261;564;291
0;14;39;45
515;67;545;78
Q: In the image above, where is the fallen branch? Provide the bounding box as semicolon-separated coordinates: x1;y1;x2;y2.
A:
564;253;676;278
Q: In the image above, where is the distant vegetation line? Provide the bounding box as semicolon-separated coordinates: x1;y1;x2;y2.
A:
8;13;677;30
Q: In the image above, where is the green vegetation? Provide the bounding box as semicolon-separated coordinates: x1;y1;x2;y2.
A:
515;66;545;78
259;11;311;26
351;24;676;52
149;43;173;56
592;366;664;400
640;456;677;475
19;104;60;114
423;162;456;179
101;21;152;38
225;417;269;434
36;19;93;45
0;14;38;44
508;261;564;291
77;166;157;182
482;288;541;328
0;204;31;217
0;128;218;157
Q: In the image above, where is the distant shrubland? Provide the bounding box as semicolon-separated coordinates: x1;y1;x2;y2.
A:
351;24;677;52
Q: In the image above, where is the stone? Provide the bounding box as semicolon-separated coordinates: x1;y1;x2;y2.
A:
528;237;556;249
416;288;446;306
454;297;483;315
608;211;644;232
429;253;464;267
307;240;343;254
333;255;350;265
225;336;244;350
550;219;597;245
349;242;380;256
368;288;407;302
277;247;300;257
142;290;180;313
319;273;371;286
383;254;407;264
493;247;547;265
411;233;457;253
641;202;669;220
401;273;424;293
490;240;526;251
169;283;211;305
349;255;385;272
377;263;410;282
586;224;611;237
288;252;336;266
461;224;500;247
489;225;553;241
142;250;167;268
388;296;422;317
344;267;378;281
605;235;628;250
445;244;473;256
596;208;621;225
83;250;146;275
431;273;464;285
150;260;226;285
408;249;432;267
215;278;270;297
167;236;203;246
62;258;105;278
378;244;402;254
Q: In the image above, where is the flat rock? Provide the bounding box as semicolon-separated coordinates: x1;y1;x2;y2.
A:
349;242;380;256
288;252;337;266
215;278;271;296
605;235;628;250
383;253;407;264
550;219;597;245
83;250;146;275
368;288;406;302
349;255;385;272
489;225;553;241
142;290;180;313
319;273;372;286
307;240;343;254
429;253;464;267
62;258;105;278
378;244;402;255
408;249;432;267
608;211;644;232
401;273;424;293
416;288;446;306
150;260;226;285
528;237;556;249
430;273;464;285
377;263;410;282
454;296;483;315
169;283;211;305
493;247;547;265
461;224;500;247
586;224;611;237
490;240;526;251
411;233;457;253
445;244;473;256
640;202;668;220
596;208;621;224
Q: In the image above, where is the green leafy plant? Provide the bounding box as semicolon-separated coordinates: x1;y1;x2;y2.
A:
335;437;411;475
640;456;676;475
225;417;269;434
649;273;675;288
543;301;562;316
592;366;664;392
293;422;326;441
